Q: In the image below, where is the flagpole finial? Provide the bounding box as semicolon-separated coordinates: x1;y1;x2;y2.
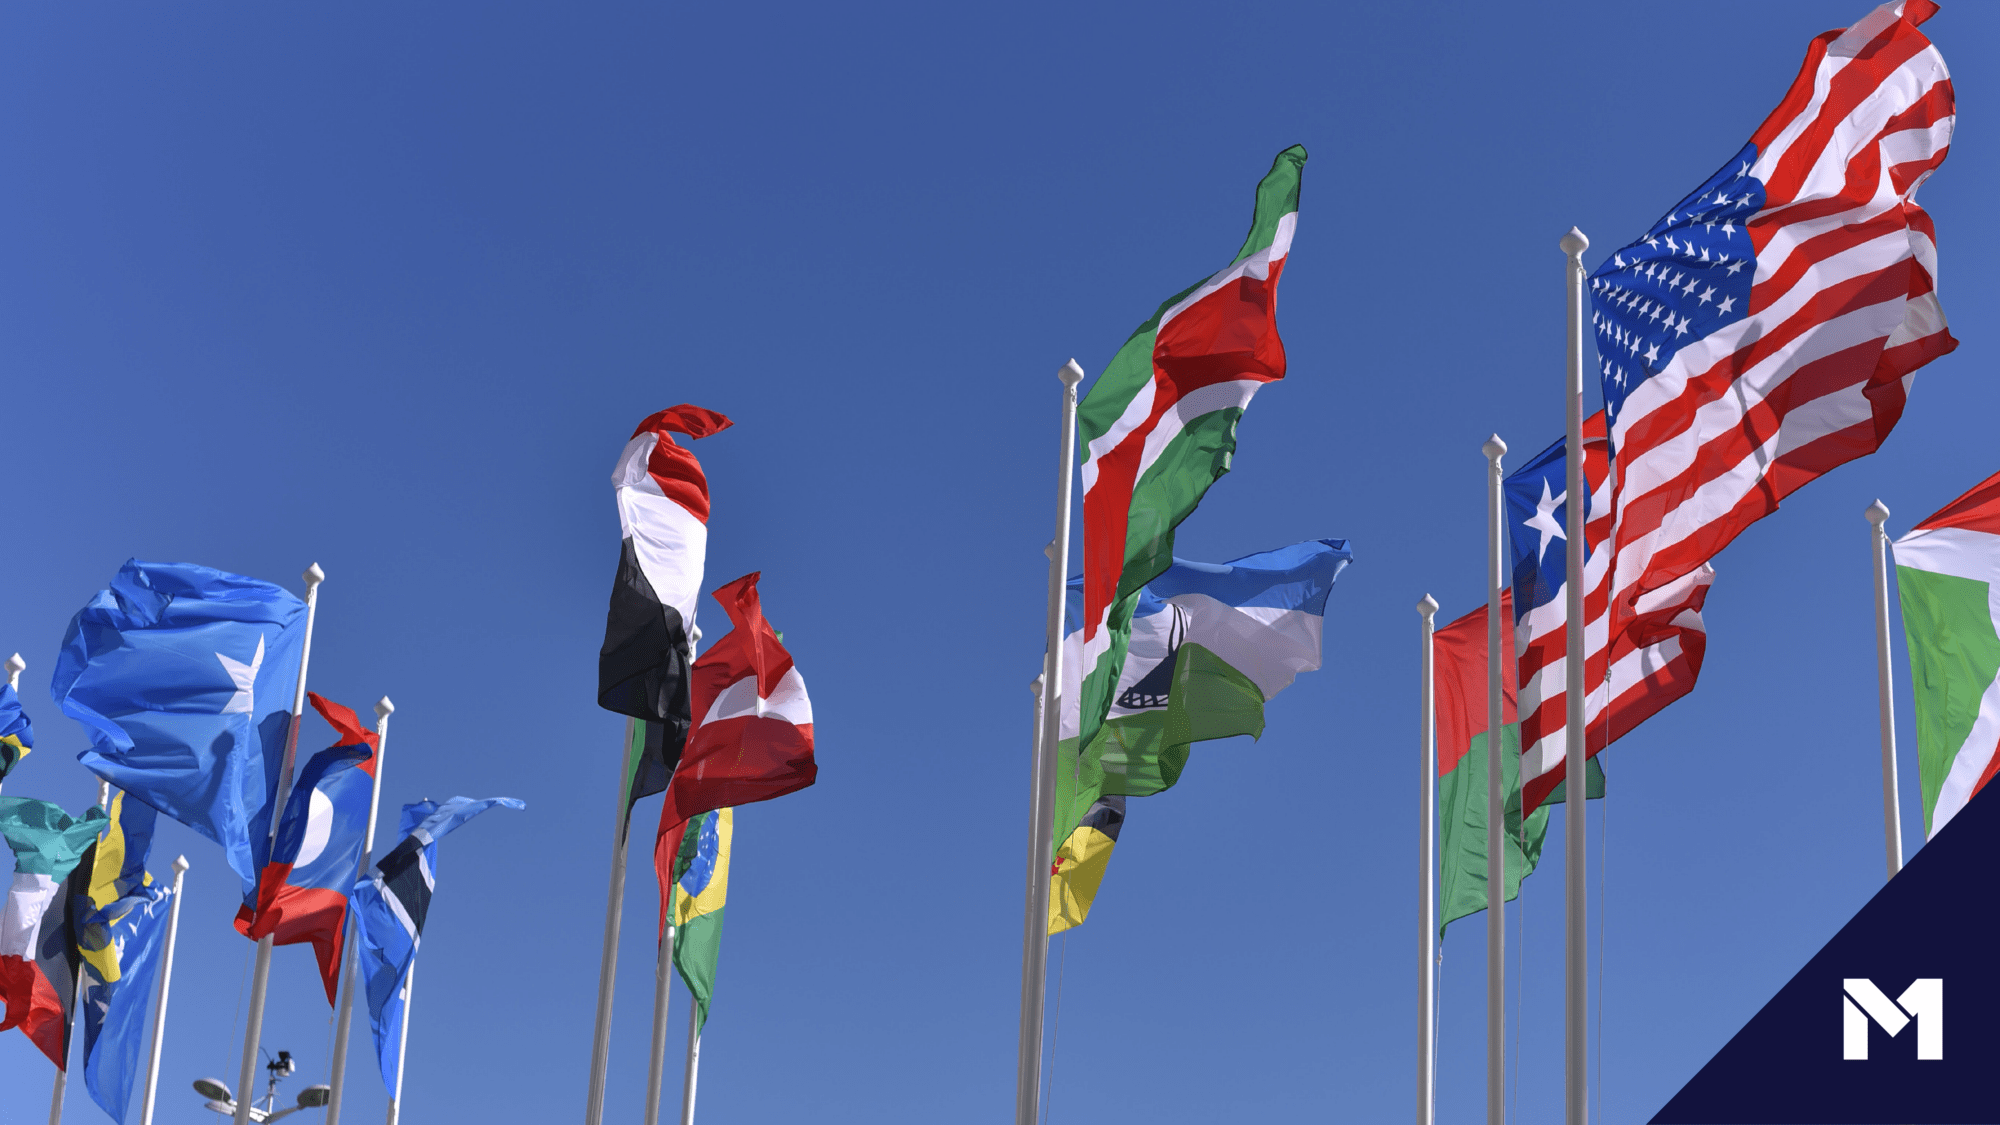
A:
1030;674;1044;698
172;854;190;874
3;653;22;678
303;563;326;588
1058;360;1085;387
1866;499;1891;526
1483;434;1507;461
375;696;395;718
1560;227;1589;257
1418;594;1438;620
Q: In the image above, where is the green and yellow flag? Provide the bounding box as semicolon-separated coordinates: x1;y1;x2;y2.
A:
657;807;731;1031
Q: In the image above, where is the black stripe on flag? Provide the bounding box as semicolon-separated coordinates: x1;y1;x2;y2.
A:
376;834;434;940
598;537;693;753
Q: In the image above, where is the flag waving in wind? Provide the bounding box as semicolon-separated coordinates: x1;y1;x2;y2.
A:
0;796;106;1066
235;693;377;1002
0;684;33;783
601;406;734;829
1594;1;1954;665
51;560;308;892
1072;146;1306;764
658;807;731;1032
77;792;172;1121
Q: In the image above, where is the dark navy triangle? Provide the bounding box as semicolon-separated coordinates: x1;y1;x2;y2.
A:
1652;779;2000;1123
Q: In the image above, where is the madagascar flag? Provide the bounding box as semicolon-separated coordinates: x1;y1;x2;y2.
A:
599;405;733;826
657;807;731;1031
1048;796;1124;935
233;693;376;1003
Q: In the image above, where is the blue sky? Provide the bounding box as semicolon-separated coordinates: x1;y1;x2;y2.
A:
0;2;1994;1122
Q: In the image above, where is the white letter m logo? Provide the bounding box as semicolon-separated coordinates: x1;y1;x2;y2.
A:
1843;978;1942;1060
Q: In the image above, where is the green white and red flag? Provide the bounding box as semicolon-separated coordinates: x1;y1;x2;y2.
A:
1067;146;1306;799
1893;471;2000;838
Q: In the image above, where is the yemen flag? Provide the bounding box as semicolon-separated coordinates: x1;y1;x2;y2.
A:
659;807;731;1032
1048;796;1124;935
1433;598;1601;936
1052;538;1348;847
658;573;814;828
0;797;105;1067
600;405;734;825
234;693;376;1003
1072;146;1305;788
1892;471;2000;838
0;683;33;782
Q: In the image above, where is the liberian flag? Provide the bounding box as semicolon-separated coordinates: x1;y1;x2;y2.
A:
1505;416;1712;813
1073;145;1305;766
656;572;813;830
1892;472;2000;838
233;692;376;1003
0;797;106;1067
600;405;733;824
1594;1;1953;661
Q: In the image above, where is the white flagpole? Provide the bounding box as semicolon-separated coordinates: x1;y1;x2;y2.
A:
644;925;677;1125
1560;227;1590;1125
138;855;190;1125
1017;358;1083;1125
1417;594;1438;1125
384;961;415;1125
2;652;22;797
584;716;636;1125
235;562;324;1125
1866;501;1906;878
1483;434;1508;1125
677;1001;701;1125
326;695;395;1125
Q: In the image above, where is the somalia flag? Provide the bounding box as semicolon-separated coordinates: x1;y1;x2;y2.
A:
657;807;730;1032
1051;538;1352;845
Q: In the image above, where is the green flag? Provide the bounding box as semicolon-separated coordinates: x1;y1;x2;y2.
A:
1438;723;1601;937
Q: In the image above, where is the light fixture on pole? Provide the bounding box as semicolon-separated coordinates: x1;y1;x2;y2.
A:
195;1052;330;1122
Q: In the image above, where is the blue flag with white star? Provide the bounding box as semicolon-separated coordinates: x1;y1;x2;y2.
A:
50;560;307;895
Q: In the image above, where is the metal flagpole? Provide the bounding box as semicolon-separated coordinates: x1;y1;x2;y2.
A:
326;696;395;1125
1560;227;1590;1125
1482;435;1508;1125
645;925;678;1125
50;781;113;1125
138;855;191;1125
1417;594;1438;1125
1866;501;1906;879
584;716;636;1125
235;563;324;1125
678;1001;701;1125
1017;359;1084;1125
384;961;414;1125
2;653;21;797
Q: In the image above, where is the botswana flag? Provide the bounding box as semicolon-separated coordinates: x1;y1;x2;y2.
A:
599;405;733;826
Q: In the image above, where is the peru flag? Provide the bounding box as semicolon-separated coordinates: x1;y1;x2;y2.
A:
233;693;375;1004
658;573;815;828
600;405;734;815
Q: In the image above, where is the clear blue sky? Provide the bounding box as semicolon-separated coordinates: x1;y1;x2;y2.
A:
1;2;1994;1122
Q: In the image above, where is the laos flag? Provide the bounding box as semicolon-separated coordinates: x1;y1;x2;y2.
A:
234;693;376;1004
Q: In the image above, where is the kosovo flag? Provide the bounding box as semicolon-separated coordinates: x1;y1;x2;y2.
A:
51;560;307;895
78;791;172;1122
235;693;376;1003
0;683;33;781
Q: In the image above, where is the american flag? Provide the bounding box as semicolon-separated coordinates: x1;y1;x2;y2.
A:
1506;414;1713;813
1596;0;1955;692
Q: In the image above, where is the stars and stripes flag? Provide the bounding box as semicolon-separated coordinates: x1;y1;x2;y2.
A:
1592;0;1954;723
1505;415;1713;814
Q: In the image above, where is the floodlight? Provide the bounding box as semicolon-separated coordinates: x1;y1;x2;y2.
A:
297;1085;332;1108
194;1078;234;1102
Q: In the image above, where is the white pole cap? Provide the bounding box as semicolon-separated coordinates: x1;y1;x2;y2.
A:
1866;499;1891;526
374;696;396;719
172;854;191;874
1560;227;1590;257
1418;593;1439;619
3;653;22;678
303;562;326;588
1030;674;1045;697
1058;359;1085;387
1483;434;1507;461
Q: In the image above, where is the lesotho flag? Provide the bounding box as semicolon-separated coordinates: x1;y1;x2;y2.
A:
1051;538;1352;846
234;693;378;1003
